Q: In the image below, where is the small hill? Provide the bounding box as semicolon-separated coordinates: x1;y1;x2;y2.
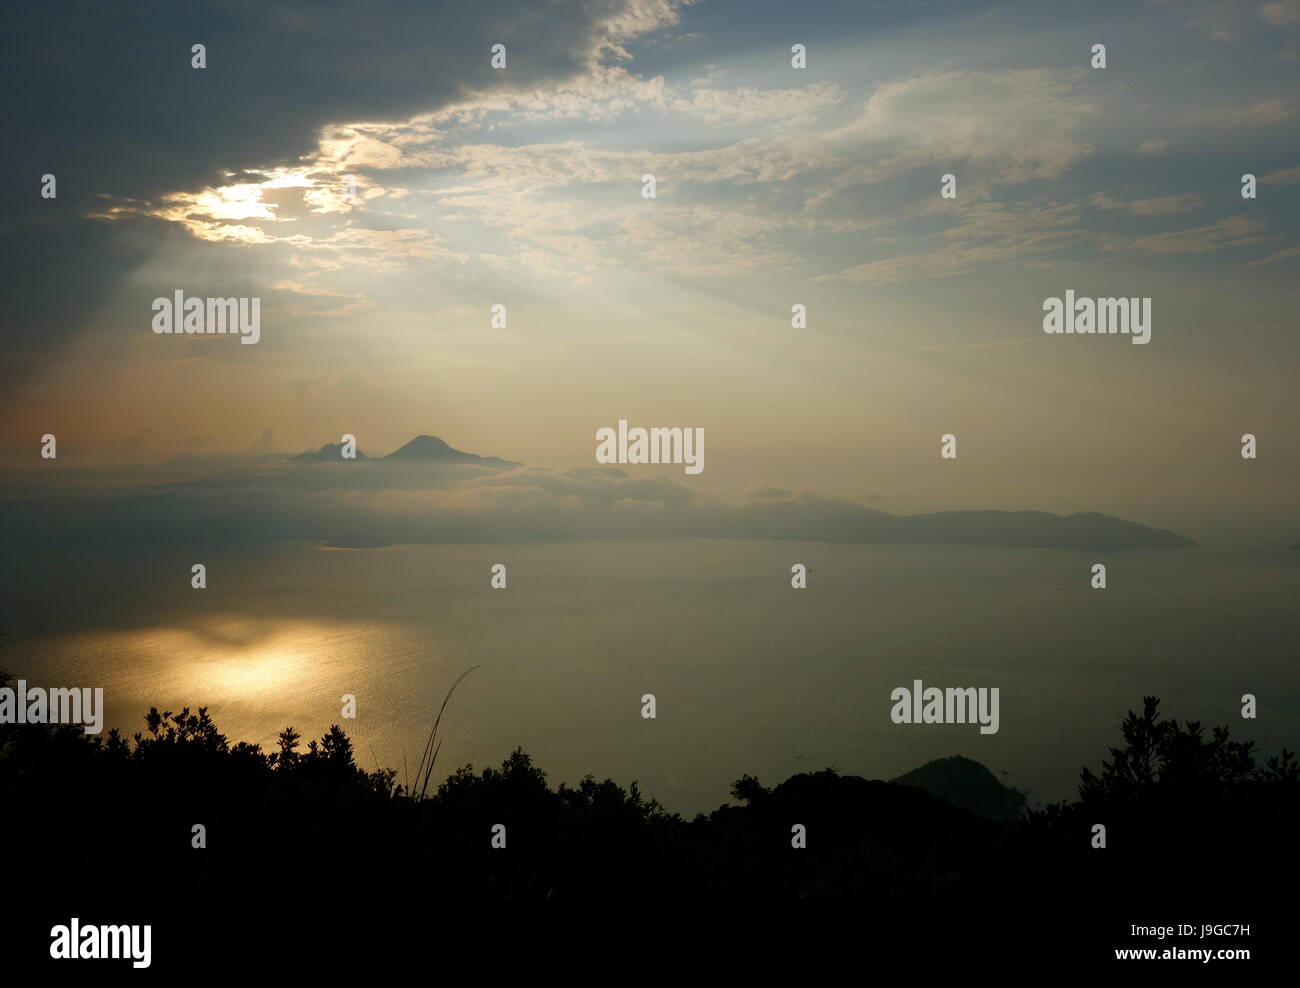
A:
891;755;1027;820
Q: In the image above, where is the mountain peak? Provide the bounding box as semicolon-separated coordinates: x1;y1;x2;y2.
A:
404;434;453;452
382;435;521;468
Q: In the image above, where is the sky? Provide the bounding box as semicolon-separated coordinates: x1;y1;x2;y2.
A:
2;0;1297;547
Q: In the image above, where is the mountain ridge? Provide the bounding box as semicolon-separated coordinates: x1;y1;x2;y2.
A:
289;434;521;468
292;441;369;462
731;499;1197;550
274;437;1201;551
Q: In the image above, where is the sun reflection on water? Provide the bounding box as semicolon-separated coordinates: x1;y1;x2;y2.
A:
53;615;401;705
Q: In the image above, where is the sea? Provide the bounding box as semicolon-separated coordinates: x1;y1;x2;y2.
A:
4;539;1297;815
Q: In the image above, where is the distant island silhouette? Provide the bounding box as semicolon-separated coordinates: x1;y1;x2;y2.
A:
294;435;1199;551
294;434;521;468
0;433;1201;551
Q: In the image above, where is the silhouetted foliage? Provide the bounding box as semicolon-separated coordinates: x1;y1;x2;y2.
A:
1;671;1293;921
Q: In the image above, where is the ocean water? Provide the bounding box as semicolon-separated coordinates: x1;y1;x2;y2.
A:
4;539;1297;814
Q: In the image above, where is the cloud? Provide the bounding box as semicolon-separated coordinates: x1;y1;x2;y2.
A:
672;82;844;125
0;0;691;381
1244;245;1300;266
820;201;1089;286
829;69;1097;183
1127;195;1205;216
86;70;845;283
1260;165;1300;184
820;250;970;286
270;281;375;318
88;65;1102;289
1102;216;1268;254
1137;216;1268;252
1243;99;1294;124
1262;0;1300;26
1091;193;1204;215
1190;0;1240;41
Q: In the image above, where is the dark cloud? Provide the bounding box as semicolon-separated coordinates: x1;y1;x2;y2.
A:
1;0;685;383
